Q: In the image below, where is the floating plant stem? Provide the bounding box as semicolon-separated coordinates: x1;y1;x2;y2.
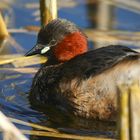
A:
9;117;58;133
0;111;28;140
0;54;47;67
21;129;114;140
0;67;38;74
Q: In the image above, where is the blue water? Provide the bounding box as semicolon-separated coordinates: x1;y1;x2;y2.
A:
1;0;140;139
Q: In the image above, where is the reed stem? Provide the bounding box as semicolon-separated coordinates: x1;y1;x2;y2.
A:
39;0;57;26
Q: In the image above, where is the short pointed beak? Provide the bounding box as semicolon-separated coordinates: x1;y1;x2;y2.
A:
25;45;41;56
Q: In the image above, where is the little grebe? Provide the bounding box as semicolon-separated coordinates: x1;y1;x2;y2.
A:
25;18;140;120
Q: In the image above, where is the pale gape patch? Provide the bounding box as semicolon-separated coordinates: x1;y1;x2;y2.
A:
41;46;50;54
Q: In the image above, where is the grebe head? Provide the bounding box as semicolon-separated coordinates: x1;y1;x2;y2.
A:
25;18;88;62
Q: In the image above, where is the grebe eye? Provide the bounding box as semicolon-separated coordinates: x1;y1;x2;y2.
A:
39;39;58;54
48;39;57;47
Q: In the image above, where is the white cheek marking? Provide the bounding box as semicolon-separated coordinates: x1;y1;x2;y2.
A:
41;46;50;54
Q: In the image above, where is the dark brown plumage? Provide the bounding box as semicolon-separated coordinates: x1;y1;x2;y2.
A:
25;18;140;120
